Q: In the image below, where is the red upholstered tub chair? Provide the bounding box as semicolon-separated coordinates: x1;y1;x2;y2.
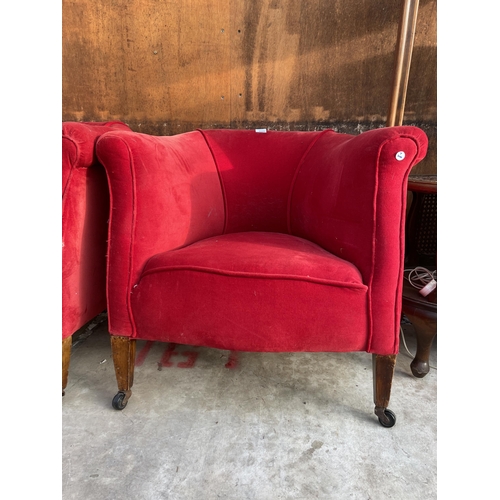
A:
62;121;131;395
96;126;427;426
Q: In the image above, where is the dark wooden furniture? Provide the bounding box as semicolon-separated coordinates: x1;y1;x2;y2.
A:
402;174;437;377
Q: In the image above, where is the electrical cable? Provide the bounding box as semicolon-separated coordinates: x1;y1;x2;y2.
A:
404;266;437;295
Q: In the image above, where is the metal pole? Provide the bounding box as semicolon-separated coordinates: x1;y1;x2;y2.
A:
386;0;420;127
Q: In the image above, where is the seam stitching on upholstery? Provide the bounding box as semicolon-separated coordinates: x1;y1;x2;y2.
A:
286;129;333;234
127;143;138;337
197;129;228;234
101;144;114;332
393;176;407;354
366;139;387;352
138;265;368;290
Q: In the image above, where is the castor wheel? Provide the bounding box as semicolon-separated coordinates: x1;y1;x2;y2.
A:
374;407;396;428
112;391;130;410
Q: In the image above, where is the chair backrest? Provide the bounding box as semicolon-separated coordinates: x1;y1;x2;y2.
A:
199;129;327;234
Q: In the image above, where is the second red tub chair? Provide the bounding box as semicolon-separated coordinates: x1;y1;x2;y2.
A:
62;120;131;395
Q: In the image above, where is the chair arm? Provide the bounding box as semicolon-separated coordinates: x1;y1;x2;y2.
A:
62;122;130;337
95;130;225;336
289;126;428;353
62;121;131;195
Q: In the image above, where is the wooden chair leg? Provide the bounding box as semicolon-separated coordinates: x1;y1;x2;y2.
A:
110;335;136;410
373;354;397;427
62;336;72;396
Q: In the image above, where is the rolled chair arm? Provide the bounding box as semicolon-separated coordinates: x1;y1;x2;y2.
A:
62;121;130;194
290;125;428;353
96;130;225;336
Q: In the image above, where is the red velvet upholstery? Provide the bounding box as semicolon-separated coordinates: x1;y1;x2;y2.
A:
96;127;427;358
62;121;130;340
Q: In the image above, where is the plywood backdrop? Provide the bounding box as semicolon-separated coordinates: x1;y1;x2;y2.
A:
63;0;436;173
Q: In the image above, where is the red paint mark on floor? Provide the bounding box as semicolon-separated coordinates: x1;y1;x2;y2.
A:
225;351;239;369
177;351;198;368
160;343;178;367
158;344;198;368
135;341;155;366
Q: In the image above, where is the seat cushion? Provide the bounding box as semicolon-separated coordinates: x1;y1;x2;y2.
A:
131;232;369;352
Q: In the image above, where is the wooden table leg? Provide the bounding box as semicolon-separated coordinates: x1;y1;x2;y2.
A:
402;281;437;378
406;313;437;378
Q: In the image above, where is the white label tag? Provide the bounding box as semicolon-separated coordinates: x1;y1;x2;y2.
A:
255;128;267;133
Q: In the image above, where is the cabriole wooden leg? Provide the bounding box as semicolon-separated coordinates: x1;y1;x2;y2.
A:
373;354;397;427
62;336;72;396
110;335;136;410
408;315;437;378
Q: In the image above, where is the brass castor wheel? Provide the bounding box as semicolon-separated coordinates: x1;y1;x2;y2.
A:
375;407;396;428
112;391;129;410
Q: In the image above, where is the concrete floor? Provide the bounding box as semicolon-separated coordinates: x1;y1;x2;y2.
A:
62;314;437;500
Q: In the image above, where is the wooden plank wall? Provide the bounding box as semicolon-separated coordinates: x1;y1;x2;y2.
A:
63;0;437;173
